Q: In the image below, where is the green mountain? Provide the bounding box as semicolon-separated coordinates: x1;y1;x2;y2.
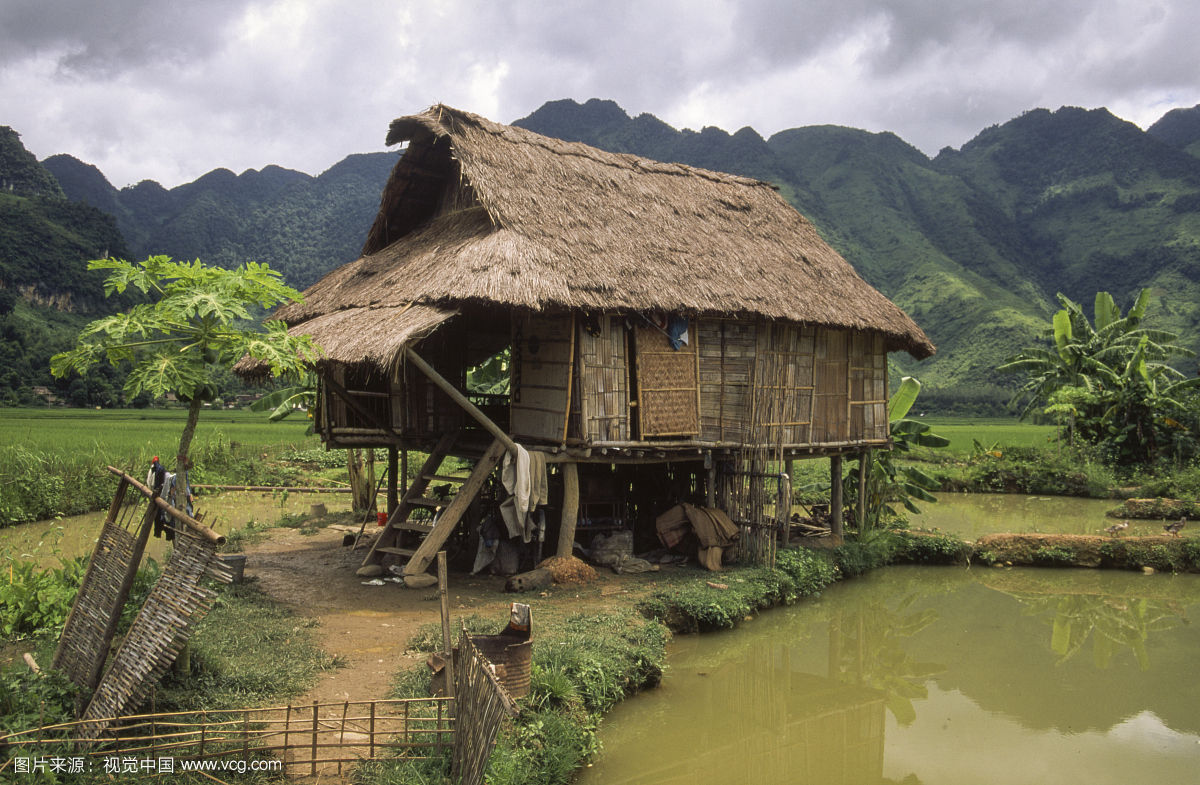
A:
515;100;1200;409
1148;103;1200;156
0;128;133;404
16;99;1199;412
43;152;398;289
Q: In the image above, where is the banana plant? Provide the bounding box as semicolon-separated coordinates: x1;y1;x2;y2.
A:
852;377;949;530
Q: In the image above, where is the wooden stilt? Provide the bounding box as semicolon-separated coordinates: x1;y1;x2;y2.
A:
387;447;399;517
857;449;871;529
830;455;844;538
557;462;579;558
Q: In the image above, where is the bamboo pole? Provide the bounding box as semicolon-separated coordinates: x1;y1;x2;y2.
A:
311;701;319;776
105;466;224;544
438;551;454;702
857;450;870;530
562;314;576;444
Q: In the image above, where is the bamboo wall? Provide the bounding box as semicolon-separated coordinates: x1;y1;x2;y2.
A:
509;312;572;442
318;311;889;451
577;314;630;442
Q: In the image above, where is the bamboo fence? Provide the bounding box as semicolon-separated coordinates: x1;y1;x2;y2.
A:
0;698;453;778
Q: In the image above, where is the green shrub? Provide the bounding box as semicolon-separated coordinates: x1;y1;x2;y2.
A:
1032;546;1076;566
946;446;1115;497
0;663;80;735
893;532;972;564
774;547;838;595
0;556;86;637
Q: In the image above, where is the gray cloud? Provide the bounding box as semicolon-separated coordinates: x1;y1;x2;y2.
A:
2;0;1197;188
0;0;255;73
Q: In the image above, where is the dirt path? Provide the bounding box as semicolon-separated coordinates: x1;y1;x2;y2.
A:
240;526;517;705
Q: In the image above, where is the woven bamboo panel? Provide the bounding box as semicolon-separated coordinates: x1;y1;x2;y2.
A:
53;512;146;691
578;314;630;442
848;332;889;442
510;312;571;442
79;532;229;740
698;319;756;443
452;629;518;785
636;321;699;437
812;328;850;443
754;323;816;446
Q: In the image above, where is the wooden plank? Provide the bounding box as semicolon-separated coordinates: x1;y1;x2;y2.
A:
404;439;506;576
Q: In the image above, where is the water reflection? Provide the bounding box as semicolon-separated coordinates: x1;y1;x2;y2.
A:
578;567;1200;785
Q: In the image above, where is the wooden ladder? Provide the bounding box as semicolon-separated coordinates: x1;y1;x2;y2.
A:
362;434;508;577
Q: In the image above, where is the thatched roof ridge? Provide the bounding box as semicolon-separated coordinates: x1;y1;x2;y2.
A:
278;104;934;360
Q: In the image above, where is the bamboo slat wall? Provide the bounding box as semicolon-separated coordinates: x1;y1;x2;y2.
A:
577;314;630;442
698;319;756;443
510;312;572;442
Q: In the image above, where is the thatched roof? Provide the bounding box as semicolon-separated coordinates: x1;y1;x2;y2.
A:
276;104;934;362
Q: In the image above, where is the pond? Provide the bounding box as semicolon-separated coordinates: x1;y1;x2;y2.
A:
0;491;352;569
906;492;1154;539
577;566;1200;785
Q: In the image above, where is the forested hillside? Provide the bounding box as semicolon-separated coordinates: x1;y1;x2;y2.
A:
43;151;397;290
8;99;1199;411
0;127;133;404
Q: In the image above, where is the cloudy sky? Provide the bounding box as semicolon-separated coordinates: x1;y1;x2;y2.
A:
3;0;1198;189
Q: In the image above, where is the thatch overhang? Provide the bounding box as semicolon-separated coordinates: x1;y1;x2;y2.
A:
272;104;934;369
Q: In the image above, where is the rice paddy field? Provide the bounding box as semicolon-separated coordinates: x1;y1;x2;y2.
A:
0;407;316;460
917;416;1058;454
0;407;321;527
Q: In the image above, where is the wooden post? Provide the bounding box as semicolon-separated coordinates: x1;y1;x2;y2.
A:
557;462;579;558
830;455;844;538
387;447;399;517
311;700;319;776
857;449;871;530
437;551;454;701
705;452;716;508
401;449;409;498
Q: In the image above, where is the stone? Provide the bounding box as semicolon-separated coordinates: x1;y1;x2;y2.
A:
356;564;384;578
404;573;438;589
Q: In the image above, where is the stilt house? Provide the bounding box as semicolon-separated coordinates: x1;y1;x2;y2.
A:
261;105;934;577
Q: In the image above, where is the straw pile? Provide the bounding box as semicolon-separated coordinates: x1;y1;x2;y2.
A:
537;555;599;585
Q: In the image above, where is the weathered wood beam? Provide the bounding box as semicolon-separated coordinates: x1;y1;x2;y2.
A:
557;462;579;558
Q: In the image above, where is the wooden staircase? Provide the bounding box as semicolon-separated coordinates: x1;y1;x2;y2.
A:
362;433;507;577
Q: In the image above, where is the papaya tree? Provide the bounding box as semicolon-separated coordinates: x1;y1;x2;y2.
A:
51;256;320;511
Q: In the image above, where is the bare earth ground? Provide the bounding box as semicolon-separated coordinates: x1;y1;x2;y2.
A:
241;526;512;705
239;525;643;706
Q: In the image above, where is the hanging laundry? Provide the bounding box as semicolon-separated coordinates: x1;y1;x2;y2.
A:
667;315;690;350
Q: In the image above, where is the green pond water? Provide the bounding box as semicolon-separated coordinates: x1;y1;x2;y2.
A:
0;492;350;569
578;566;1200;785
907;492;1155;539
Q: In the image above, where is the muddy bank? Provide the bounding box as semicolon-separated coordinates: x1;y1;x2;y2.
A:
974;532;1199;571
